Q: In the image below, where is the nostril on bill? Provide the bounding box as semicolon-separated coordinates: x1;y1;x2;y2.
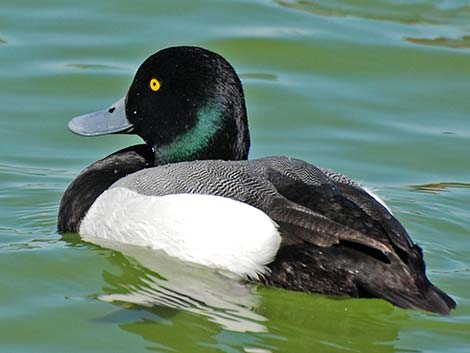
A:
108;107;116;113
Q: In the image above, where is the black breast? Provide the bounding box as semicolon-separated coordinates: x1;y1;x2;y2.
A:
57;144;154;233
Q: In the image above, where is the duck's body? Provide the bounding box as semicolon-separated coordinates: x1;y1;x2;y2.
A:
58;46;455;314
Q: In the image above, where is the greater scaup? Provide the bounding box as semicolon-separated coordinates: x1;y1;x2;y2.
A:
58;46;455;314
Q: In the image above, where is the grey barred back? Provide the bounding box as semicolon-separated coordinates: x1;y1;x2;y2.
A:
112;156;339;212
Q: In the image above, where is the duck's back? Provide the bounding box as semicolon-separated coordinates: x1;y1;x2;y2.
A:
111;156;358;211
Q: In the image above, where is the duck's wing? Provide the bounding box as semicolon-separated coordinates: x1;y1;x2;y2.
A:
245;157;409;252
252;157;455;314
320;167;414;252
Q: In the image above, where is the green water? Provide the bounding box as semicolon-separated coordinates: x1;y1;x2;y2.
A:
1;0;469;352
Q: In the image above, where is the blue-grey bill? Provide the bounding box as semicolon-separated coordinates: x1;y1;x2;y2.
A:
67;97;133;136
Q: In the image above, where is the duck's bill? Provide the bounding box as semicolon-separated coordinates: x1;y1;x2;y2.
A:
67;97;134;136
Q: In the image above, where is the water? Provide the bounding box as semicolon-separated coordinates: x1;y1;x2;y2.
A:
0;0;469;352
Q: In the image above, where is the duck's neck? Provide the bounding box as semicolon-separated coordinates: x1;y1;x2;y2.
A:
152;102;250;164
58;144;155;233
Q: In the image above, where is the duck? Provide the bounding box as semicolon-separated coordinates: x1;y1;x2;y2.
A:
58;46;456;314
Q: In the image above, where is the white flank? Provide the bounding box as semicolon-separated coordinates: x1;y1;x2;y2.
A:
363;187;393;214
80;187;281;279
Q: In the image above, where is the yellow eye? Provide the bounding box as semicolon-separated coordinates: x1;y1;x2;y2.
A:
149;78;161;92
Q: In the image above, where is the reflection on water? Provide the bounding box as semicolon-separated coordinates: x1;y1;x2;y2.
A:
79;237;407;352
256;287;403;353
94;239;269;334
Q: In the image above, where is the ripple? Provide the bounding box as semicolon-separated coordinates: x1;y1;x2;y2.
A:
0;162;72;178
0;238;60;253
274;0;470;25
406;35;470;49
411;182;470;193
65;63;124;71
241;72;278;81
432;268;470;274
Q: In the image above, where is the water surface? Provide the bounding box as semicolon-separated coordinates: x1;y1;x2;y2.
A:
0;1;469;352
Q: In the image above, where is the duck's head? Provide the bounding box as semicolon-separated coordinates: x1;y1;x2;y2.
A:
68;46;250;164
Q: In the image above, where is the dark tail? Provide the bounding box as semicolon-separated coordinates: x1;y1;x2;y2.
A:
355;244;456;314
264;243;456;315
